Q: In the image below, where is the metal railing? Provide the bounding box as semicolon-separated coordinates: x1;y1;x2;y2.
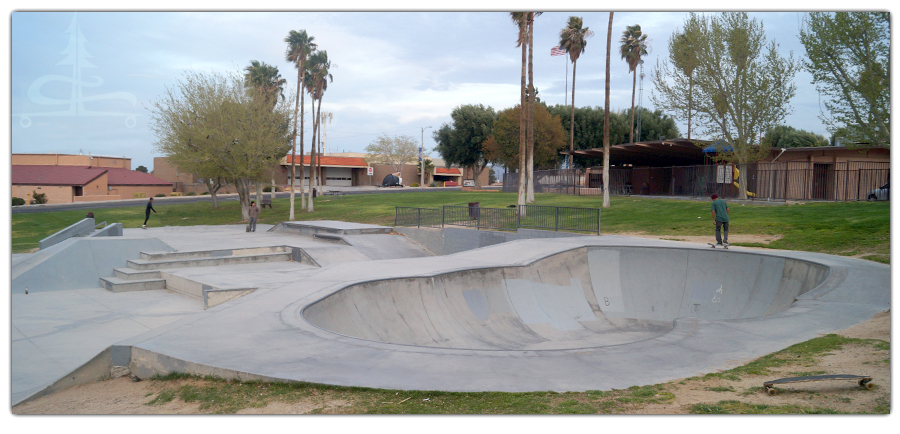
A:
518;205;600;234
394;207;443;228
395;204;600;234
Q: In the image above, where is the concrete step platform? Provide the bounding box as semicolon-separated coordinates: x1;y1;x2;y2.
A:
99;276;167;293
141;246;291;261
271;220;392;236
113;268;161;280
127;252;292;270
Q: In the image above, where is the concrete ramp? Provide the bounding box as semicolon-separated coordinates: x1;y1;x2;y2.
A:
303;246;828;351
12;237;174;294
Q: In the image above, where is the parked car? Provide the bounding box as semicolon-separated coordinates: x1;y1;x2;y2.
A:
867;182;889;201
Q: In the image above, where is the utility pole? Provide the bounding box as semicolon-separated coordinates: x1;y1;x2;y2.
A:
421;126;432;187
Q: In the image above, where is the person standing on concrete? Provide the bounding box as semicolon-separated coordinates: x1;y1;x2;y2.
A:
143;197;157;229
710;193;729;246
248;201;260;232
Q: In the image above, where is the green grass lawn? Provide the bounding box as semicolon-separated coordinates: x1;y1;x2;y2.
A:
11;191;890;262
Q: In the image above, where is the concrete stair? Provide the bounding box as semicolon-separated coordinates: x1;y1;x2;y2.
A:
98;245;316;307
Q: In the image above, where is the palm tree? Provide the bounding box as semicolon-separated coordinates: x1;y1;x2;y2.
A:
243;61;286;202
525;12;541;203
619;24;649;144
510;12;528;207
243;60;286;110
603;13;614;209
304;50;333;213
285;30;316;216
558;16;594;169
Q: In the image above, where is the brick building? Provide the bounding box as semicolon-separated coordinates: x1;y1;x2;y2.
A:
12;154;173;203
154;152;489;192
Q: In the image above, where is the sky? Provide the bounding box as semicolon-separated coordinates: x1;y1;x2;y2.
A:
6;7;886;173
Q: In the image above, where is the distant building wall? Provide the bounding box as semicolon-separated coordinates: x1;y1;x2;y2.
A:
112;185;174;198
152;157;196;184
12;185;73;204
12;154;131;170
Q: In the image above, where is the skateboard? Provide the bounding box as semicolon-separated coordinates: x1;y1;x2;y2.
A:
763;374;873;396
708;242;729;249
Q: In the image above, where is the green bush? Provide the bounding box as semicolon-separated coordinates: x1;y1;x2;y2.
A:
410;183;420;187
201;191;211;195
428;182;437;187
154;193;167;198
31;191;48;204
12;197;25;206
263;186;280;192
185;192;197;196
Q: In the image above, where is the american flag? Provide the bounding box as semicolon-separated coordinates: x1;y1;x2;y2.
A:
551;46;565;56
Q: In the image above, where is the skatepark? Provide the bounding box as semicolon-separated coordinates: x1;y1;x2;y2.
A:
10;219;891;406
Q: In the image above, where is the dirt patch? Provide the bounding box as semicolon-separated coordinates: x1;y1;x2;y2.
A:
612;232;783;246
13;311;888;414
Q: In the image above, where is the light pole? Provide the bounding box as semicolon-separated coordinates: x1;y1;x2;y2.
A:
421;126;431;187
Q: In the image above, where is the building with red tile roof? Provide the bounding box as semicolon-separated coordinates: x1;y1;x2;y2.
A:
12;154;174;204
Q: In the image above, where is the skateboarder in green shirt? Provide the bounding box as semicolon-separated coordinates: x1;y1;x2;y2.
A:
710;193;729;246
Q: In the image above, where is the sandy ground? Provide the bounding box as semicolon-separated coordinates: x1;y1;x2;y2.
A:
613;232;783;246
12;311;889;415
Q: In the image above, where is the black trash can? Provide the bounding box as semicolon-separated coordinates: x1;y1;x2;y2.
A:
468;202;480;219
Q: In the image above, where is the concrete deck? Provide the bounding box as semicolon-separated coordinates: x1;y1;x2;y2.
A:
10;223;890;406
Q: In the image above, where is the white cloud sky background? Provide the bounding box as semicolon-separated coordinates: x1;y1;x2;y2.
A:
7;10;866;172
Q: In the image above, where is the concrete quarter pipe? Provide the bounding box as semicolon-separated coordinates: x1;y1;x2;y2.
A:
11;224;890;403
302;247;829;351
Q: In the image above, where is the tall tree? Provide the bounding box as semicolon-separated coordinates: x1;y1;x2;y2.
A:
558;16;593;170
651;16;701;141
304;50;333;213
763;125;830;148
150;70;291;221
660;12;798;199
244;60;286;202
525;12;540;203
365;134;419;173
243;60;286;110
285;30;316;217
433;104;496;189
799;12;890;147
619;25;649;144
484;103;567;171
602;12;613;209
510;12;528;207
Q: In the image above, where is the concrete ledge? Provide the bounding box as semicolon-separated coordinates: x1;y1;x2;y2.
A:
113;268;162;280
90;222;124;237
129;346;290;385
127;252;292;270
39;218;95;249
394;226;588;256
14;347;114;406
205;287;257;308
100;276;167;293
141;245;291;261
272;220;392;236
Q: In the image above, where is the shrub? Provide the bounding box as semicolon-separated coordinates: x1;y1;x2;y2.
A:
428;182;437;187
31;191;48;204
185;192;197;196
154;193;167;198
12;197;25;206
410;183;420;187
263;186;280;192
201;191;210;195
